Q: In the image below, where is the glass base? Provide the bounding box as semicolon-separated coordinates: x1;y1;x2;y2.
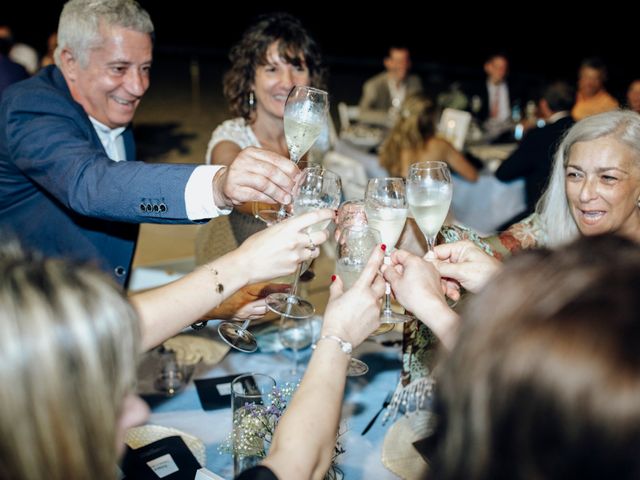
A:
217;322;258;353
154;371;184;396
347;358;369;376
369;323;395;336
266;293;315;319
256;208;290;225
380;308;412;324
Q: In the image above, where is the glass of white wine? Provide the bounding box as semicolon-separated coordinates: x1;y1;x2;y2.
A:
406;161;453;256
266;167;342;319
335;225;381;376
258;85;328;224
364;178;410;324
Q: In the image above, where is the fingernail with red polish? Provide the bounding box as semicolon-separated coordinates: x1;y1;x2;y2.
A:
331;274;336;282
381;244;387;251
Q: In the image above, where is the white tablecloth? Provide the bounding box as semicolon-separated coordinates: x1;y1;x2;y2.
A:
452;173;525;235
142;329;403;479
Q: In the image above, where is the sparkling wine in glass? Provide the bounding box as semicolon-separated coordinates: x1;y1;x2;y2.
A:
406;161;453;256
335;203;394;335
364;178;410;324
266;167;342;319
258;86;329;224
335;225;381;376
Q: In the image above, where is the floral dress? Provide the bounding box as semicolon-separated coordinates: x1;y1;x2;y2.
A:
398;214;547;392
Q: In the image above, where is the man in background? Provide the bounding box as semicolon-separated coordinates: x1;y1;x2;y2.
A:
572;57;618;121
358;46;423;127
0;29;28;98
496;81;575;227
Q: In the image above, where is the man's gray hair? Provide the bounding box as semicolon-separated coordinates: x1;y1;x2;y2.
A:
54;0;153;68
537;109;640;246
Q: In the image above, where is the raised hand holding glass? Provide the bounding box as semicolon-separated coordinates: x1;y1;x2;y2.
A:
266;167;342;319
406;161;452;256
258;86;329;224
335;225;381;376
364;178;410;324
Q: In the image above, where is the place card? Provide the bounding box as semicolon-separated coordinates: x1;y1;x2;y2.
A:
195;373;248;410
120;436;200;479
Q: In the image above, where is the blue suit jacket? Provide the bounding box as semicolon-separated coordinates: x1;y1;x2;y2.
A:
0;66;199;286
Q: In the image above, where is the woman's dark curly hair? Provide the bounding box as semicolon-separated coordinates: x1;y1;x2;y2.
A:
223;12;327;122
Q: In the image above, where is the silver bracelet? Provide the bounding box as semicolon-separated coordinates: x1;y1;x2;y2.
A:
312;335;352;355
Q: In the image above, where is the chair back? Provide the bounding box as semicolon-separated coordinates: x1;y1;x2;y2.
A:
338;102;360;133
323;151;368;200
437;108;471;150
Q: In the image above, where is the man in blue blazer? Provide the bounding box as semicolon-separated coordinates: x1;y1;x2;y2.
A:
0;0;299;287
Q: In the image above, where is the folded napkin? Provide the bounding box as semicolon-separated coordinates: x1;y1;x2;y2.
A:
125;424;206;467
381;416;430;479
163;332;229;366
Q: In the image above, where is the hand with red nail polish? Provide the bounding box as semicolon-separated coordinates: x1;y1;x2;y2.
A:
323;246;386;348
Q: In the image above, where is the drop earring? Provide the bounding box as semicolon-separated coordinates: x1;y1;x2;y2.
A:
249;91;255;108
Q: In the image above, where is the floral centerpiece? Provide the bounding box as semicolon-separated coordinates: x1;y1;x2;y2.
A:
220;382;344;479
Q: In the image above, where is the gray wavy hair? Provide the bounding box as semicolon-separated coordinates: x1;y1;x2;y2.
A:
54;0;153;68
537;109;640;247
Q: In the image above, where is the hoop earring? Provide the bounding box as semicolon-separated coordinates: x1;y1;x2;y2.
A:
249;91;255;108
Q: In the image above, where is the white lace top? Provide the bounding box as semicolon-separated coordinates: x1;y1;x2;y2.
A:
205;118;261;164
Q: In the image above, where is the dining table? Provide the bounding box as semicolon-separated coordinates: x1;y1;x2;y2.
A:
138;323;405;479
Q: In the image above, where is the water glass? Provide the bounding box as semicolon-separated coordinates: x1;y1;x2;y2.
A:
231;373;276;476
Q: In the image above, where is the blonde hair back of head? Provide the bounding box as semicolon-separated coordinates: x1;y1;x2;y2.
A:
0;242;140;480
379;95;437;177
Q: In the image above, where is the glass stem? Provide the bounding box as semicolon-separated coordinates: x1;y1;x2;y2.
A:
238;319;251;332
290;263;304;297
276;203;288;221
426;235;436;258
277;154;298;221
282;263;305;318
292;348;299;373
383;253;392;313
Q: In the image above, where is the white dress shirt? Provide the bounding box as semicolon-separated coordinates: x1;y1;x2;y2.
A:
487;81;511;122
89;117;229;220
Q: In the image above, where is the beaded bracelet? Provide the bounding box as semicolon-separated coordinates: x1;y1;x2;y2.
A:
190;264;225;330
312;335;353;355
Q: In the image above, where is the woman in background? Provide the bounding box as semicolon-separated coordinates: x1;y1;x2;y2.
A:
378;95;478;181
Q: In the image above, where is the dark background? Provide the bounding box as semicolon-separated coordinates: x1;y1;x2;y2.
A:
3;2;638;101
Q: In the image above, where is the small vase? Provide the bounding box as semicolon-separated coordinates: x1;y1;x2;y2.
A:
231;373;276;477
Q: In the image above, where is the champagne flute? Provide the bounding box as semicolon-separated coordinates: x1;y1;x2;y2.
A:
406;162;453;257
278;315;313;377
258;86;329;224
364;178;410;324
335;200;394;335
335;225;381;376
266;167;342;319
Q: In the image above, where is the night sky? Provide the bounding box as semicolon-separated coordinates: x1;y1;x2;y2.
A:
3;1;638;96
